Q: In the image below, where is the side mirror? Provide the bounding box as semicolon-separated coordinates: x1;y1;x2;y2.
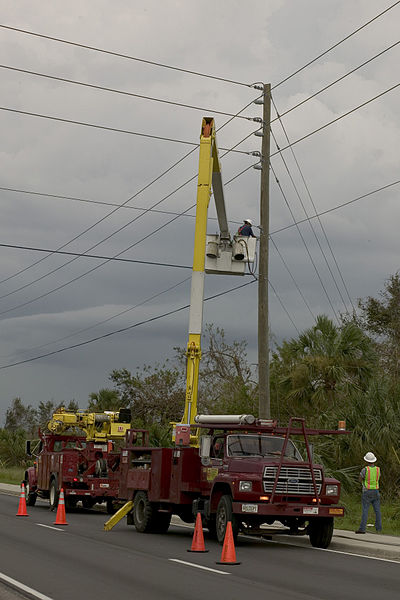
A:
199;435;212;460
25;440;32;457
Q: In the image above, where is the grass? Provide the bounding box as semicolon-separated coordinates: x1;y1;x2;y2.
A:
0;467;25;484
337;491;400;536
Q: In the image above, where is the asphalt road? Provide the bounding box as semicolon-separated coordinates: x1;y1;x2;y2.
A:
1;492;400;600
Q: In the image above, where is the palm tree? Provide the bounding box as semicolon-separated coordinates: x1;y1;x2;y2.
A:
88;388;122;412
271;315;376;417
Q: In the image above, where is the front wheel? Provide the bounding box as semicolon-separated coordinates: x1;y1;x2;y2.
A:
216;495;239;544
308;517;334;548
24;480;37;506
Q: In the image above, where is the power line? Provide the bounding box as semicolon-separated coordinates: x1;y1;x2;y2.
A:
271;179;400;236
269;279;300;334
270;125;350;314
0;276;193;360
269;237;315;321
271;96;356;312
0;279;257;369
272;1;400;90
270;162;340;323
0;105;252;153
0;242;192;269
0;152;258;316
0;64;253;121
0;146;198;287
0;105;258;306
0;24;251;88
273;39;400;123
270;81;400;157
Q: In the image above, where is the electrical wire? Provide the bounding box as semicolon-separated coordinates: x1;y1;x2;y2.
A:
270;81;400;157
0;106;252;153
0;242;192;269
272;1;400;90
271;96;356;312
272;39;400;123
0;24;252;88
0;276;193;359
0;279;257;369
0;144;259;315
270;162;340;323
0;64;253;121
269;279;300;335
271;179;400;236
270;125;349;314
0;96;258;288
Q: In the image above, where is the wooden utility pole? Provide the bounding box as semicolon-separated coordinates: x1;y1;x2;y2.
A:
258;83;271;418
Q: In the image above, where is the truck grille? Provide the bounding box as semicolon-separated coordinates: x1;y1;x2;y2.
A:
263;466;322;495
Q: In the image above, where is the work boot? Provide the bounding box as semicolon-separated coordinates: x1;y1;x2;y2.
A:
355;529;366;534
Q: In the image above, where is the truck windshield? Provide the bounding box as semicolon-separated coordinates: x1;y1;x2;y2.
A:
227;435;302;461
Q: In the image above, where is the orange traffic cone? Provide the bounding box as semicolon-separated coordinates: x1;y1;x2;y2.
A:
16;483;29;517
216;521;240;565
53;489;68;525
187;512;208;552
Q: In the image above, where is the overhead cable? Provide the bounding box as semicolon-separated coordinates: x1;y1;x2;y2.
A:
272;1;400;89
0;105;251;153
0;24;251;88
270;126;349;314
270;81;400;156
271;179;400;235
0;280;257;369
273;39;400;122
0;64;253;120
271;96;356;312
270;162;340;323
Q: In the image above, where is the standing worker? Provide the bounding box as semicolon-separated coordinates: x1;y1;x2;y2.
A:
355;452;382;534
237;219;256;238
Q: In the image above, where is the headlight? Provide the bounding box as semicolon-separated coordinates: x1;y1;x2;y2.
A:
239;481;252;492
326;484;339;496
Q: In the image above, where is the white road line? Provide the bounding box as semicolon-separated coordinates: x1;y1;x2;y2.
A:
0;572;53;600
169;559;230;575
36;524;64;531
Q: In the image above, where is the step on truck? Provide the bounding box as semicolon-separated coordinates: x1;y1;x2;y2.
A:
24;408;131;512
116;415;347;548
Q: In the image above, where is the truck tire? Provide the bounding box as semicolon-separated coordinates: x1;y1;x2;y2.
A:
24;479;37;506
49;478;59;511
106;498;117;515
206;517;217;539
308;517;334;548
216;495;239;545
65;496;78;511
133;491;157;533
152;512;171;534
82;497;96;509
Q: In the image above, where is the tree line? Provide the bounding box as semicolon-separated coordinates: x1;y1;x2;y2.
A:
2;273;400;497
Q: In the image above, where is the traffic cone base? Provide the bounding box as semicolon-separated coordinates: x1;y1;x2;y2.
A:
16;483;29;517
216;521;240;565
187;512;208;552
53;488;68;525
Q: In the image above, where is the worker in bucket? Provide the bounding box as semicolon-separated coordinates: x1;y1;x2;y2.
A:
237;219;256;237
355;451;382;534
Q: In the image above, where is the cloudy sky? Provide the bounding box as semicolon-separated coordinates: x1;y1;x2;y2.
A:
0;0;399;422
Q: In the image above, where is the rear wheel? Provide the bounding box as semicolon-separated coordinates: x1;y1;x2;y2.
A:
65;496;78;511
308;517;334;548
133;491;157;533
49;478;59;511
82;497;96;509
106;498;117;515
152;512;171;533
216;495;239;544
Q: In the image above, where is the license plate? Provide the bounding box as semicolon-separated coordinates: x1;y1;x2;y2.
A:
303;507;319;515
242;504;258;513
100;484;109;488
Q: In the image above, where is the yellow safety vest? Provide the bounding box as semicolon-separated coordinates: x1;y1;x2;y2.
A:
364;465;380;490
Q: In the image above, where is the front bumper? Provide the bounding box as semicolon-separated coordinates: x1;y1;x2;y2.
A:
232;501;344;517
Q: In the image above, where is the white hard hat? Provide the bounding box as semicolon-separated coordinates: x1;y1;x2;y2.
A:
244;219;252;225
363;452;377;463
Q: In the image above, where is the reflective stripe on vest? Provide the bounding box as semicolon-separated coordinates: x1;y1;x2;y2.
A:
365;465;380;489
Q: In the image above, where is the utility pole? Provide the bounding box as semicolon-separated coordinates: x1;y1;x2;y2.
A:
258;83;271;418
